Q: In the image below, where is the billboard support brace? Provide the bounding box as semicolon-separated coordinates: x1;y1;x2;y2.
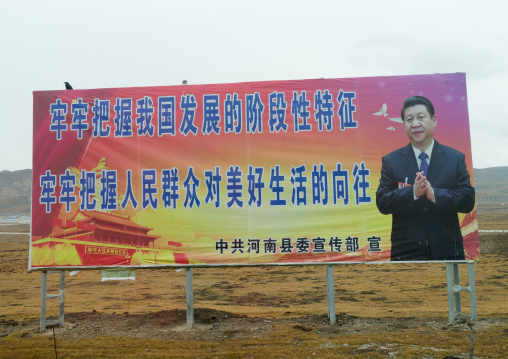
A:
34;261;478;331
186;268;194;329
326;265;336;324
40;270;65;332
446;262;477;324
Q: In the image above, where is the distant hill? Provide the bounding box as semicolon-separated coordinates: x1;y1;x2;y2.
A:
0;167;507;216
473;167;508;201
0;169;32;215
0;169;31;198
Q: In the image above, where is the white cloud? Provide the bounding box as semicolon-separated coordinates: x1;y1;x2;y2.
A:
1;0;507;170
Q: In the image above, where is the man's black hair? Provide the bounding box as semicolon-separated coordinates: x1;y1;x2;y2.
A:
401;96;435;120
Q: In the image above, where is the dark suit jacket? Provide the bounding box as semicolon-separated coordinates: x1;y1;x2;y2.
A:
376;141;475;261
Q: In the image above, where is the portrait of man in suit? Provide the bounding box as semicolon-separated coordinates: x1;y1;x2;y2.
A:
376;96;475;261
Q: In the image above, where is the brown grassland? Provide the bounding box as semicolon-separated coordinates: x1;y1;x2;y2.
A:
0;205;507;358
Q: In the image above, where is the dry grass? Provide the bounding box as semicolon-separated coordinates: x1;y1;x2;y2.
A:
1;221;507;358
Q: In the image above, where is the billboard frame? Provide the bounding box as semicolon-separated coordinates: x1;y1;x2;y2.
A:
37;260;478;332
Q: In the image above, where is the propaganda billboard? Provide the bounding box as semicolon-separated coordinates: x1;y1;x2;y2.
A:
30;73;479;270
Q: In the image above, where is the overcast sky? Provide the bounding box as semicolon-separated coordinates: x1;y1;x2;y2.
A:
1;0;506;171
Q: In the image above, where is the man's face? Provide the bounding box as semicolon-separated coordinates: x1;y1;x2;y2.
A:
403;104;436;150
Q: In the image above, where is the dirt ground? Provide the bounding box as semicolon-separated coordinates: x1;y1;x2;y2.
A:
0;219;507;358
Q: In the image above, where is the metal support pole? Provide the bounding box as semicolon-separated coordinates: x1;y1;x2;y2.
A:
468;262;478;320
326;265;336;324
186;268;194;329
40;271;66;332
446;263;455;324
446;262;477;324
58;271;65;326
40;271;48;332
453;263;462;315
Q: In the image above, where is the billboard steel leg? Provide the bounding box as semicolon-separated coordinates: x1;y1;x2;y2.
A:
40;270;65;332
326;265;336;324
446;262;477;324
453;263;462;315
58;271;65;326
446;263;454;324
40;271;48;332
186;268;194;329
469;262;478;320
